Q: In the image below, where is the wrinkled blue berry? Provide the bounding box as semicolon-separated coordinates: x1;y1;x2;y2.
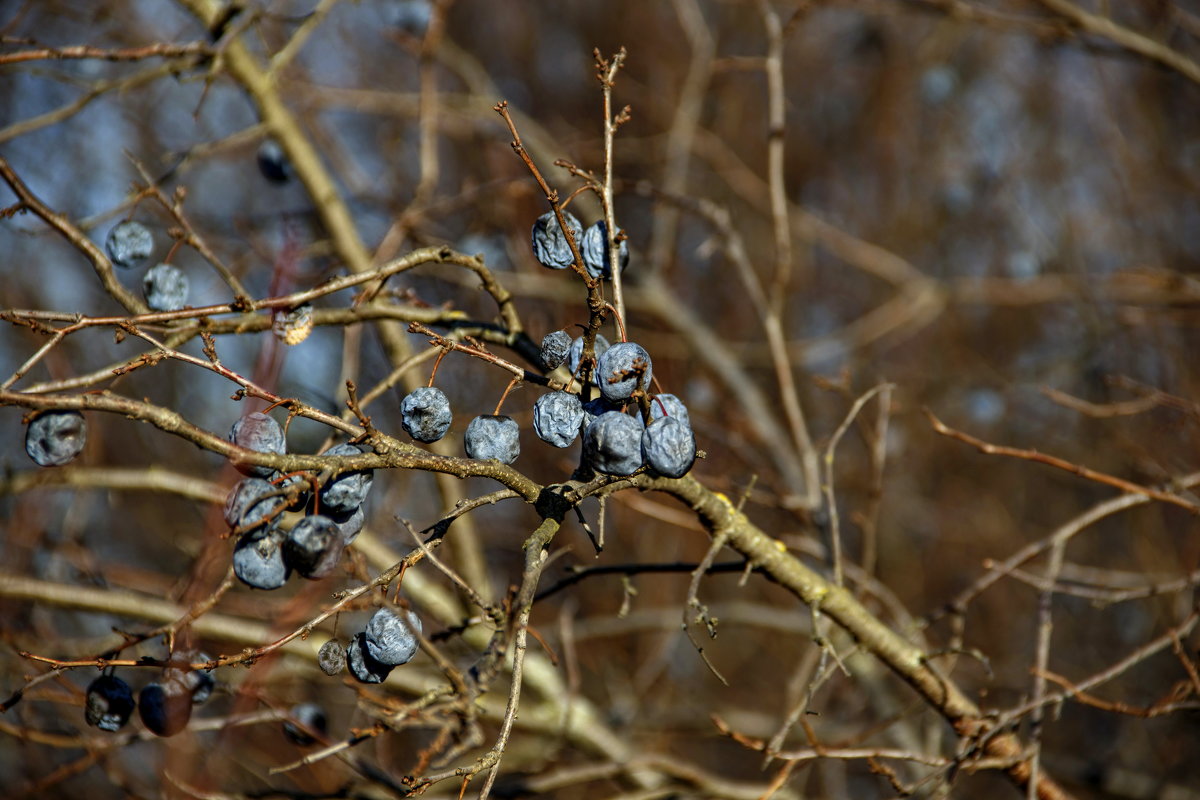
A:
138;681;191;737
400;386;452;443
229;412;286;478
105;221;153;268
85;675;135;732
318;442;373;516
567;334;610;376
464;415;519;464
283;514;343;579
163;656;215;706
223;477;285;532
283;702;327;746
531;210;583;270
581;219;629;279
142;262;189;312
595;342;653;402
330;505;365;546
233;528;290;590
364;608;422;666
649;393;691;427
532;391;584;448
540;330;572;371
584;411;644;476
257;139;292;183
25;410;87;467
642;416;696;478
393;0;432;33
346;632;393;684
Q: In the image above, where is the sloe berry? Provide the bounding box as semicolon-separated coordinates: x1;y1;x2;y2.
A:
531;210;583;270
257;139;292;183
142;262;188;312
223;477;285;533
346;632;393;684
138;681;191;737
540;330;571;371
642;416;696;478
581;219;629;279
283;514;343;579
584;411;644;476
318;442;374;515
229;412;286;478
233;528;290;590
84;675;135;732
364;607;422;666
464;415;519;464
400;386;452;443
595;342;653;402
649;393;691;427
567;334;610;376
25;410;87;467
105;221;153;268
532;391;584;448
317;639;345;676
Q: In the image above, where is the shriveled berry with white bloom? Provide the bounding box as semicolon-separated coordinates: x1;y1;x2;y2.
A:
531;210;583;270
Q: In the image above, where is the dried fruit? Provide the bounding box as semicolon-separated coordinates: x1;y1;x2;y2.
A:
25;410;87;467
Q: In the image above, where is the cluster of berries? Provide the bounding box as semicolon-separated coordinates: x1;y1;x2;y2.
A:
105;221;189;312
83;653;214;737
316;606;422;684
225;412;370;590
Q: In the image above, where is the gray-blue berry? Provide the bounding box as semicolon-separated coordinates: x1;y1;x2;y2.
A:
233;528;290;590
223;477;285;532
105;221;153;268
318;639;345;675
649;393;691;427
319;442;373;516
25;410;87;467
229;412;286;478
540;330;572;370
364;607;422;666
595;342;653;402
329;504;366;546
400;386;452;443
642;416;696;478
142;262;189;312
85;675;135;732
581;219;629;279
531;210;583;270
464;415;520;463
346;632;393;684
584;411;645;476
567;334;610;376
284;514;343;579
532;391;584;448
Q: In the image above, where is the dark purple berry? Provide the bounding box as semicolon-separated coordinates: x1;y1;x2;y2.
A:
318;442;374;515
580;219;629;279
283;514;343;579
138;681;191;737
257;139;292;183
233;528;290;590
229;412;286;478
540;330;571;370
84;675;135;732
223;477;285;533
105;221;153;268
346;632;393;684
364;608;422;666
642;416;696;478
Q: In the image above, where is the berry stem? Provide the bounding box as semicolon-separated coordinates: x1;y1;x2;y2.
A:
493;377;521;416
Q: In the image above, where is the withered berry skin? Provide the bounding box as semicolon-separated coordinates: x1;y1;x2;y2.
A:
584;411;644;476
540;330;572;371
595;342;653;402
580;219;629;279
284;514;343;579
364;608;422;666
531;210;583;270
223;477;284;533
648;394;691;427
318;639;345;675
400;387;452;443
25;411;87;467
567;334;610;376
533;391;584;448
464;415;520;464
642;416;697;478
233;528;290;590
